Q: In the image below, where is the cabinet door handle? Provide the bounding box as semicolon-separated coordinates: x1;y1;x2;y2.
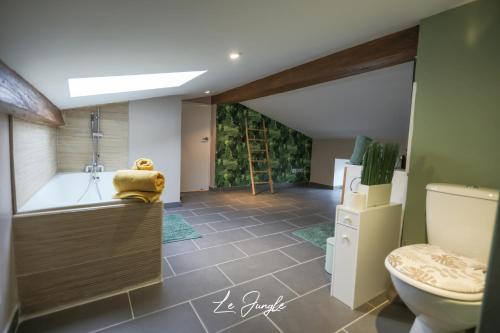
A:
343;217;352;224
342;234;349;242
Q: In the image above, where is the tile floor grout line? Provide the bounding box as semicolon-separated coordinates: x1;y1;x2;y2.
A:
185;215;329;240
165;238;310;275
127;291;135;319
165;245;325;279
196;234;256;251
280;232;302;242
189;301;210;333
280;282;331;306
90;318;135;333
230;242;250;257
205;222;218;232
165;226;307;258
271;273;300;298
277;249;301;264
245;219;299;230
164;257;177;276
241;227;259;238
332;300;389;333
191;239;202;250
247;215;266;224
285;221;301;228
130;271;329;323
266;315;285;333
215;313;265;333
209;221;263;232
187;214;230;224
215;265;236;286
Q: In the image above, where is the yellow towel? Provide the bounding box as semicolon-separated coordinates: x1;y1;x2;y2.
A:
132;158;154;170
113;190;161;203
113;170;165;193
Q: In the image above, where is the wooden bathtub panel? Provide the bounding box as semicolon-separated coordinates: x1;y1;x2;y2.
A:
17;248;161;314
13;202;162;275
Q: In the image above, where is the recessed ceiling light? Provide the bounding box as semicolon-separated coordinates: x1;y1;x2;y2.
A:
204;90;211;94
68;71;207;97
229;52;241;60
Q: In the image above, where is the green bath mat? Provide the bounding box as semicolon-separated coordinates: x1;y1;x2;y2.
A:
292;223;335;250
163;214;201;243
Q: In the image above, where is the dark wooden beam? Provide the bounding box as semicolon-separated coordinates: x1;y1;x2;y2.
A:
0;59;63;126
183;96;212;104
212;26;419;104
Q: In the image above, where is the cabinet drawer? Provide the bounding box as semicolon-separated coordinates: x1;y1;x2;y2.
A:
332;224;359;306
337;209;359;229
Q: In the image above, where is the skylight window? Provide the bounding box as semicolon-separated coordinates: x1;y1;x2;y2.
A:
68;71;207;97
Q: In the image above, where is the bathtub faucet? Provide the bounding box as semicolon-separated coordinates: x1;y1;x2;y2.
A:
84;164;105;173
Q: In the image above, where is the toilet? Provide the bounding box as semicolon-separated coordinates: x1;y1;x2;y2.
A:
385;184;499;333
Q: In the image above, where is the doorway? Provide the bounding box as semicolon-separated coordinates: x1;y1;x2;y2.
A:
181;102;211;192
333;158;349;188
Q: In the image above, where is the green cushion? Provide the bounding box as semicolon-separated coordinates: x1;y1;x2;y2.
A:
350;136;372;165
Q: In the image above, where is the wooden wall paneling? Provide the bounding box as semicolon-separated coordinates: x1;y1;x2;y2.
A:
13;201;163;315
17;248;161;314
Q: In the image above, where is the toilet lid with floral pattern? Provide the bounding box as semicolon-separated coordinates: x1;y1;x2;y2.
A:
385;244;486;300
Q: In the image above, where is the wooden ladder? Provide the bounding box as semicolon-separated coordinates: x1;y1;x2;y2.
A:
245;118;274;195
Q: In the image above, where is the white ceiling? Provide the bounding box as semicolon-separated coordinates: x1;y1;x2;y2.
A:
243;62;414;140
0;0;469;109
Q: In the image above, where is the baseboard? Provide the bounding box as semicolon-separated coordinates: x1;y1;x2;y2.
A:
2;306;19;333
210;182;307;192
19;276;162;322
163;201;182;209
308;182;334;189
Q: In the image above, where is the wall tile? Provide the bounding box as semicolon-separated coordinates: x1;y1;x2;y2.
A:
57;103;128;172
12;118;57;209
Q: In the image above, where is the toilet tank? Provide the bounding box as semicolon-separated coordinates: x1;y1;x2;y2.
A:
426;183;499;263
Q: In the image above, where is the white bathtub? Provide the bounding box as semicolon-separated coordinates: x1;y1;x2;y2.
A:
18;172;121;213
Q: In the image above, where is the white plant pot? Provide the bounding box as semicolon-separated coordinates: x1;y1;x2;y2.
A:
357;183;392;208
344;191;367;210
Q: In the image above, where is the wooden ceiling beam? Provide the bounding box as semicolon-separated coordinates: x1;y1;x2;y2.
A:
0;59;63;126
211;26;419;105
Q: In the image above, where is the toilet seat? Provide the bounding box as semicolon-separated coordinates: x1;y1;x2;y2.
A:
385;244;486;301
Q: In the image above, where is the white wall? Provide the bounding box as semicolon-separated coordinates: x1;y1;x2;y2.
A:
333;158;349;187
0;114;18;333
181;102;211;192
310;138;355;186
311;137;408;187
129;97;182;203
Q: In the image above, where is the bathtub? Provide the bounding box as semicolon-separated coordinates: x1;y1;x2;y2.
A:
13;171;163;316
18;172;120;213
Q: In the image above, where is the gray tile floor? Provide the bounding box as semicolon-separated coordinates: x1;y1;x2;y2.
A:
16;187;414;333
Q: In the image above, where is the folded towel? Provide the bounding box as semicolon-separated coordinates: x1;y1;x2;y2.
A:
132;158;154;171
113;170;165;193
113;190;161;203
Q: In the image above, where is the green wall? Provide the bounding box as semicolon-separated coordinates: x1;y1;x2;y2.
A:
216;104;312;187
403;0;500;244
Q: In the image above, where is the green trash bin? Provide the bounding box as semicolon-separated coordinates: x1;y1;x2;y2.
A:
325;237;335;274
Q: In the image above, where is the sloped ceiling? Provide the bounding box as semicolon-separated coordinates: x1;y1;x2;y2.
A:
0;0;469;109
242;62;414;140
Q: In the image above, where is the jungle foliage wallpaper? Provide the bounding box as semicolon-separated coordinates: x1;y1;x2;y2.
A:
216;104;312;187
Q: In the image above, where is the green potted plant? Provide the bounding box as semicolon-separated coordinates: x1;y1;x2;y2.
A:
358;142;399;207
